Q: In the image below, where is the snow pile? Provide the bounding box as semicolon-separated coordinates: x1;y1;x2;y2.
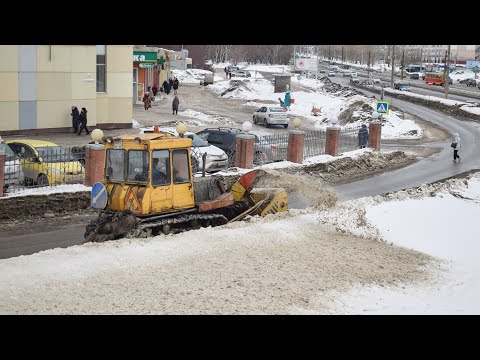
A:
243;64;292;73
132;119;141;128
314;173;480;314
209;76;422;138
449;69;478;83
171;69;223;84
177;109;235;126
3;184;92;198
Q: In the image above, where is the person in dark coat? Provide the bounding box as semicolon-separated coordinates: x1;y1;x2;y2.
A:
163;80;170;95
172;96;179;115
169;77;174;89
173;78;179;95
71;106;80;133
358;124;369;148
152;84;158;97
77;107;90;135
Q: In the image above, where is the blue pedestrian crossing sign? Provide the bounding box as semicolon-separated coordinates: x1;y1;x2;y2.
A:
376;101;389;115
91;182;108;209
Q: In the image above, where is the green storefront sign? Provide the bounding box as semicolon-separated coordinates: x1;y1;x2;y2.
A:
139;63;154;68
133;51;157;62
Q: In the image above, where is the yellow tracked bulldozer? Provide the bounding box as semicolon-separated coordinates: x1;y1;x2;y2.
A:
84;133;288;242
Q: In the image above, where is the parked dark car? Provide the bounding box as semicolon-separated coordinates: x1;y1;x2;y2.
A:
196;127;287;166
409;73;419;80
459;78;474;85
466;78;477;87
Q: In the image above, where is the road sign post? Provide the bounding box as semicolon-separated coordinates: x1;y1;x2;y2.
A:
375;100;389;116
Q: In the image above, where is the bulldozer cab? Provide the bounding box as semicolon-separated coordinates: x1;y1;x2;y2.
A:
103;133;195;215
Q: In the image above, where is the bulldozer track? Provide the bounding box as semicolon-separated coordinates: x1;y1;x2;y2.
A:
128;213;228;238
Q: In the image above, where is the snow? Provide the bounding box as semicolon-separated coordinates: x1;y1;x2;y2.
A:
321;174;480;314
132;119;141;128
449;69;479;83
2;163;480;313
170;69;223;84
384;87;480;116
177;109;235;126
242;64;291;73
209;75;423;139
3;184;91;199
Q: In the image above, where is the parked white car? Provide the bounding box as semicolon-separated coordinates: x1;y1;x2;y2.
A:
0;139;24;190
253;106;289;128
232;70;251;78
139;127;228;172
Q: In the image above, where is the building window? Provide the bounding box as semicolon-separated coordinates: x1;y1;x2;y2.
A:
96;45;106;92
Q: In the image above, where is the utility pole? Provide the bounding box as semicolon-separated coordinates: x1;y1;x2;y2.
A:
390;45;395;88
401;50;405;80
329;46;331;60
367;51;371;78
316;45;319;79
341;46;344;64
445;45;451;99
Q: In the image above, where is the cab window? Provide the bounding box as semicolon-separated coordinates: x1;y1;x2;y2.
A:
127;150;149;183
106;149;126;181
152;150;170;186
172;149;190;184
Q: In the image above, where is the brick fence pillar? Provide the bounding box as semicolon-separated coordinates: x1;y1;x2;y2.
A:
235;134;255;169
325;126;341;157
287;130;305;163
0;152;5;198
84;143;106;186
368;121;382;150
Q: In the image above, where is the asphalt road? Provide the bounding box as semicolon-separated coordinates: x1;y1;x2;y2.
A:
318;60;480;101
0;221;92;259
331;76;480;200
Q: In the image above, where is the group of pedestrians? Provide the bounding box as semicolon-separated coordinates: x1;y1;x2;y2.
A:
143;77;181;115
70;106;89;135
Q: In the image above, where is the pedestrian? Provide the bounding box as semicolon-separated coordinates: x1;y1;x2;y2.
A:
152;84;158;97
169;77;174;90
163;80;171;95
284;89;291;111
173;78;179;95
142;91;151;110
358;124;369;149
172;95;179;115
451;132;461;162
162;80;169;95
224;67;228;78
228;71;232;79
77;107;90;135
71;105;80;134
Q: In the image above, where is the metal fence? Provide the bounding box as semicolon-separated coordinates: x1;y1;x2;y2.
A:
339;126;361;154
225;133;290;168
303;130;327;159
5;145;85;193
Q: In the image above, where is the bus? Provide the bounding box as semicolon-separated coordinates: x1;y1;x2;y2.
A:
405;65;426;74
424;72;452;86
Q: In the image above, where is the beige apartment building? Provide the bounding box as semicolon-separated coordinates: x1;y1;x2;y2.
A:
0;45;133;135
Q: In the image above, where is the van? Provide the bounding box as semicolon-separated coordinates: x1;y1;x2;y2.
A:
0;140;24;190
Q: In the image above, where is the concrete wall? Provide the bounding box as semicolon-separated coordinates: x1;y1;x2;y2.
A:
0;45;133;134
0;46;19;131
